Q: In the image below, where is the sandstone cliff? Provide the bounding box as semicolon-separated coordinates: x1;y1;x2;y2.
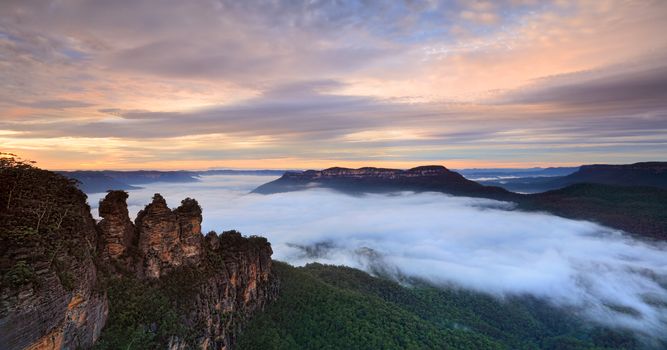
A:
0;157;277;349
97;190;135;263
0;158;108;349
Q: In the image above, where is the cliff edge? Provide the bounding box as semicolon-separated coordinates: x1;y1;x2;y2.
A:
0;156;277;349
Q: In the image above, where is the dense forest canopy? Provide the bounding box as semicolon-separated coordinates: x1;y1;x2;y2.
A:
238;262;647;350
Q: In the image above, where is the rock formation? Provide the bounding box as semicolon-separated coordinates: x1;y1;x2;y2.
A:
97;192;206;279
1;160;277;350
97;190;135;262
174;198;204;266
100;191;278;349
95;191;278;348
134;193;187;278
167;231;277;349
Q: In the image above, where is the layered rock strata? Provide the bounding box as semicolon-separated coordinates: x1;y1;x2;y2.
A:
1;162;277;350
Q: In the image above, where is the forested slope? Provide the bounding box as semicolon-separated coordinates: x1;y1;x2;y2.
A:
238;262;641;350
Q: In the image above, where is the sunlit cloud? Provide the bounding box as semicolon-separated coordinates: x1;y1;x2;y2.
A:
341;129;435;143
0;0;666;169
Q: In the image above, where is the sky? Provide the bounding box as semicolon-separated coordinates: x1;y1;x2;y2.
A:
1;0;666;170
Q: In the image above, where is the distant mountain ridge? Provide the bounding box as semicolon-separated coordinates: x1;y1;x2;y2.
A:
59;169;289;193
477;162;667;193
523;183;667;241
57;170;200;193
458;166;579;179
252;165;519;201
563;162;667;187
251;162;667;240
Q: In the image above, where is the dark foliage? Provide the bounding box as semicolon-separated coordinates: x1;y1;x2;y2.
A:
93;268;207;350
0;153;97;293
238;262;639;350
480;162;667;193
522;183;667;241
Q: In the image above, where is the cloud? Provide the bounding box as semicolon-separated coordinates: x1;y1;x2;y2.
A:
501;63;667;111
23;99;94;109
4;71;665;157
1;0;667;168
2;81;442;139
460;10;499;25
86;175;667;341
107;39;395;81
260;79;347;98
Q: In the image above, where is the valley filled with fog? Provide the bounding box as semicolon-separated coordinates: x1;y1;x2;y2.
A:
87;175;667;340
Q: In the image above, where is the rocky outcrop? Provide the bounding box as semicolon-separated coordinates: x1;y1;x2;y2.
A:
97;192;206;279
1;160;277;350
98;192;277;348
96;191;276;348
97;190;135;263
135;193;185;278
168;231;278;349
174;198;204;266
102;193;204;279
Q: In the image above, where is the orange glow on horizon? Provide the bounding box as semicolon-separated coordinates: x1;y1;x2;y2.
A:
28;155;584;172
1;1;665;169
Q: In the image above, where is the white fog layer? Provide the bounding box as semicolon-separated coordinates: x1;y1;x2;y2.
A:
87;175;667;338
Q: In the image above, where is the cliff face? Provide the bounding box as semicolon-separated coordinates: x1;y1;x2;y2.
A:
1;159;277;350
135;194;180;278
287;165;459;179
166;232;277;349
0;161;108;350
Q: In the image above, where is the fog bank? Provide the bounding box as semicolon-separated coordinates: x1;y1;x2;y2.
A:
87;175;667;339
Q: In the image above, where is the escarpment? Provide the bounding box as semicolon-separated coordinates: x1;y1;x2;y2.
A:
253;165;518;201
1;159;277;350
0;161;108;350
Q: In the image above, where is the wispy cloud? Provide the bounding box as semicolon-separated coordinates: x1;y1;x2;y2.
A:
1;0;666;168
